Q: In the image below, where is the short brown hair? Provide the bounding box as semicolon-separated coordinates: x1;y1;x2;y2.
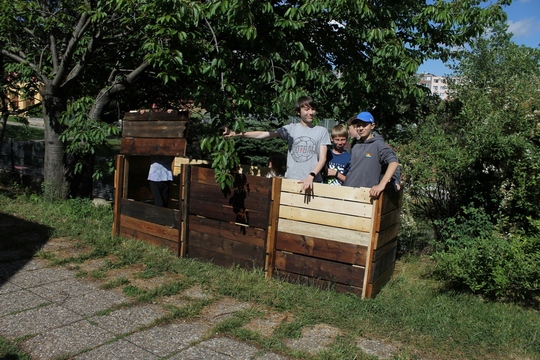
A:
294;96;317;113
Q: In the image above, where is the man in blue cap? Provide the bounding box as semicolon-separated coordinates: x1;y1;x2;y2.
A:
343;111;400;198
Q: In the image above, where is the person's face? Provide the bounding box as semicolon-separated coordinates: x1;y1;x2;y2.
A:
332;136;347;151
353;121;375;140
299;105;316;125
348;124;358;139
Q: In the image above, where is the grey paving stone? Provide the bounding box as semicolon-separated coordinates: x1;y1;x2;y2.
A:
60;288;128;316
5;266;75;288
28;277;100;303
90;304;167;335
0;280;21;294
125;321;210;357
284;323;342;355
21;320;115;360
0;289;48;317
170;337;275;360
73;339;159;360
0;258;48;278
0;303;83;338
198;337;260;358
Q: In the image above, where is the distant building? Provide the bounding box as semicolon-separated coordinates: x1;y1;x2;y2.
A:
418;73;450;100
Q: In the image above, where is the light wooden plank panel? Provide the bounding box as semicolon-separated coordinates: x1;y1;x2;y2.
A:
280;178;372;203
279;205;371;232
278;219;370;246
279;191;372;217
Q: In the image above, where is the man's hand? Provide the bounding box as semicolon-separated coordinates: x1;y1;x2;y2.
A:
370;183;386;198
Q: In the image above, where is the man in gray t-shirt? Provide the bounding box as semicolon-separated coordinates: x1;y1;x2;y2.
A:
224;96;331;192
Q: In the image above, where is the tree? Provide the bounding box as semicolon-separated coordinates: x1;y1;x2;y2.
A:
1;0;510;196
400;24;540;236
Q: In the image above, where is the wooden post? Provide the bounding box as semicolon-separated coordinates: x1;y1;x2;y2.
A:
179;163;190;258
362;193;383;299
265;177;282;278
112;155;125;237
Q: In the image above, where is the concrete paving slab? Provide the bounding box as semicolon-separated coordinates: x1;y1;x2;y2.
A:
28;277;100;303
0;280;22;294
21;319;116;360
90;304;167;335
60;288;128;316
124;321;211;357
169;345;233;359
0;258;48;278
197;337;260;358
73;339;159;360
5;266;74;288
0;303;83;338
0;289;48;316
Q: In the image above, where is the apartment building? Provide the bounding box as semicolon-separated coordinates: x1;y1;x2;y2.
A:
418;73;449;100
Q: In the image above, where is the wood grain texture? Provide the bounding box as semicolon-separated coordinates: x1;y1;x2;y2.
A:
275;232;368;266
279;205;371;232
119;214;179;242
366;260;396;298
188;215;266;246
122;121;187;138
280;178;372;203
277;219;371;246
279;191;372;217
273;271;364;296
120;199;180;228
120;138;187;156
370;242;398;282
274;251;365;287
120;225;179;254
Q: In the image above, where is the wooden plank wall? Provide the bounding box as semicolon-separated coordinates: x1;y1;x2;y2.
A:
364;187;403;298
273;179;374;296
120;110;189;156
185;166;273;269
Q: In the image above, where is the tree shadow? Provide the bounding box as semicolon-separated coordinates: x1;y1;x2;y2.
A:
0;212;52;287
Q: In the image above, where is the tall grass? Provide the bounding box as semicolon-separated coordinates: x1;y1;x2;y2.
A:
1;188;540;359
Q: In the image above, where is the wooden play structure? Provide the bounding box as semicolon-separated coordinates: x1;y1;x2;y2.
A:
112;111;403;298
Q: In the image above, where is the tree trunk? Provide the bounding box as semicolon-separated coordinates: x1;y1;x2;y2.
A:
42;92;68;200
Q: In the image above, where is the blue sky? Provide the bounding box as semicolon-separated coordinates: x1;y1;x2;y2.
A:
418;0;540;76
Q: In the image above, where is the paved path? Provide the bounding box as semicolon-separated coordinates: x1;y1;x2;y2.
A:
0;254;293;360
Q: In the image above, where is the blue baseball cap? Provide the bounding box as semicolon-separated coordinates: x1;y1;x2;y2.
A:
354;111;375;123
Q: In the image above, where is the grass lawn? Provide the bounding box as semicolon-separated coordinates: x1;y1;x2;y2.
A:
1;188;539;359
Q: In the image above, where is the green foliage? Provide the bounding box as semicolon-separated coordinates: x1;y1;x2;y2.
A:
433;227;540;301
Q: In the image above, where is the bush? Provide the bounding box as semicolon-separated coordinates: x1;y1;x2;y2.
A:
433;228;540;301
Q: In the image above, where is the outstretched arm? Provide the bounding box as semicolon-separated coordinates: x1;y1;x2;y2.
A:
223;127;280;139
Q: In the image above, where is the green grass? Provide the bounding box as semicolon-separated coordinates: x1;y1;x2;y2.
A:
3;123;44;141
1;187;540;360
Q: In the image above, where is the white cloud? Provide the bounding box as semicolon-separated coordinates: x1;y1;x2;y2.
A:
508;18;536;38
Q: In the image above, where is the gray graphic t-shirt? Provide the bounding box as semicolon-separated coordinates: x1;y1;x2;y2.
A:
277;123;331;181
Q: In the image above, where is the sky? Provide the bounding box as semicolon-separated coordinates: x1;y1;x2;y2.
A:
417;0;540;76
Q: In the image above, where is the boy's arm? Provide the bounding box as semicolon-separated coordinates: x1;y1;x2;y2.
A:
370;161;399;198
224;128;280;139
301;145;327;192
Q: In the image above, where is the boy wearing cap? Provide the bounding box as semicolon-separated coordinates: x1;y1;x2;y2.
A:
343;111;399;198
224;96;331;192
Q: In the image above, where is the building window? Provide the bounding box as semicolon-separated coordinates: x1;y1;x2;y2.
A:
434;86;438;90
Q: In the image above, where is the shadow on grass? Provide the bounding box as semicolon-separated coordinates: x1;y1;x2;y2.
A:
0;212;52;287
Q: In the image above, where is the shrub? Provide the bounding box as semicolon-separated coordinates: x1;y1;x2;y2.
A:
433;227;540;301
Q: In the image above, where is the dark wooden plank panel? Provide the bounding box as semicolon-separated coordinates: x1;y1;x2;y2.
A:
119;225;179;254
370;242;397;282
372;238;398;262
188;244;265;269
122;121;187;138
119;214;179;243
191;166;272;193
367;260;396;298
274;251;364;287
380;188;402;215
189;199;269;229
120;199;180;228
123;111;189;121
275;232;368;266
120;138;187;156
375;223;399;250
273;271;364;295
189;182;271;214
189;215;266;246
379;208;401;232
188;229;265;259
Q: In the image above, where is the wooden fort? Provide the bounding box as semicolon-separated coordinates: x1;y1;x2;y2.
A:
112;111;402;298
